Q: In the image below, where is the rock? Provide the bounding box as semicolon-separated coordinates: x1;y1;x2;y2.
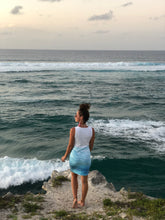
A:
2;192;13;199
106;182;116;192
119;212;127;219
43;169;116;194
120;187;128;197
42;169;71;193
51;170;58;178
133;217;146;220
88;170;116;192
0;169;155;220
89;170;107;185
42;182;47;192
51;169;71;180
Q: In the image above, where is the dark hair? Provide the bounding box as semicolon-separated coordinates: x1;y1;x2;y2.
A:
79;103;90;123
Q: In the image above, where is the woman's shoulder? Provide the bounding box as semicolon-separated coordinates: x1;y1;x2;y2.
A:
87;126;94;134
90;126;95;134
70;127;76;134
70;127;76;130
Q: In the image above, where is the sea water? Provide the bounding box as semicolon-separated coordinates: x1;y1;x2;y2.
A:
0;50;165;198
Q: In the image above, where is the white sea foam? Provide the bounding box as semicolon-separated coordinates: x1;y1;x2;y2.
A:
0;156;69;189
91;155;106;160
0;61;165;72
0;155;106;189
89;119;165;153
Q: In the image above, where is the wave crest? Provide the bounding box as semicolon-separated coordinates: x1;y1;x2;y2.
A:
0;156;69;189
0;61;165;72
89;119;165;153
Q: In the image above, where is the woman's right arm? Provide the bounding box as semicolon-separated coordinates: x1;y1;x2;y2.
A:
61;127;75;162
89;128;95;152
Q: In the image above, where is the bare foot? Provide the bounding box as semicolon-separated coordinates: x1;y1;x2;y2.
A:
72;199;78;208
78;200;85;207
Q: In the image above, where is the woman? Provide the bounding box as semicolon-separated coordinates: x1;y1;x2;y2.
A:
61;103;95;208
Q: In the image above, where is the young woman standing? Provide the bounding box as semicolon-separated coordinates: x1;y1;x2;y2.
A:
61;103;95;208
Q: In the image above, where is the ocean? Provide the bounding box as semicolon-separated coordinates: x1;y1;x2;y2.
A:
0;49;165;198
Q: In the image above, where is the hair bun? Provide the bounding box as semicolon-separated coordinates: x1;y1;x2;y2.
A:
79;103;91;123
79;103;90;111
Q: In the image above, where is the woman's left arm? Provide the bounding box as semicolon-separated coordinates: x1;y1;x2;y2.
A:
61;127;75;162
89;128;95;152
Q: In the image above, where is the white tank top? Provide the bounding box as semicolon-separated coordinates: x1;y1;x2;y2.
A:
74;126;93;147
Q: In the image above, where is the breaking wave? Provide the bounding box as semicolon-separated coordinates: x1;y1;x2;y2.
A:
0;156;69;189
0;61;165;72
89;119;165;153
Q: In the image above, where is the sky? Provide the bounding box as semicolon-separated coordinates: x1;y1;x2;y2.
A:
0;0;165;50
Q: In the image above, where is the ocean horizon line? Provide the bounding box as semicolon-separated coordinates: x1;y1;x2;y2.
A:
0;48;165;52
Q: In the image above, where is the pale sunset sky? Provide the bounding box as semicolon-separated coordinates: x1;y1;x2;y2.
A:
0;0;165;50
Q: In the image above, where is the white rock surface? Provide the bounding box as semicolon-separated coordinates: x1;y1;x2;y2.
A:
42;169;129;214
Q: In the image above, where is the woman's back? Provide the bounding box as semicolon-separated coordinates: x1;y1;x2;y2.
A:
74;126;92;147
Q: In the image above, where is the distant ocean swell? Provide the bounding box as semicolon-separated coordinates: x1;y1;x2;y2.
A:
0;62;165;72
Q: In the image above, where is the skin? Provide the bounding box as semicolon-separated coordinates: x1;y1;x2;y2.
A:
61;110;95;208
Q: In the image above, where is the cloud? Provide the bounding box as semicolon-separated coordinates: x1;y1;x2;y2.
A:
11;6;23;15
149;15;165;21
121;2;133;7
94;30;110;34
88;10;113;21
39;0;62;2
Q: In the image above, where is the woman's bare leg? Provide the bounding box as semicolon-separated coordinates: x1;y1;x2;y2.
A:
78;175;88;207
71;172;78;208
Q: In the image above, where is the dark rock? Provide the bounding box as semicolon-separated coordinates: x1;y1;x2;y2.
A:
89;170;106;185
88;170;116;192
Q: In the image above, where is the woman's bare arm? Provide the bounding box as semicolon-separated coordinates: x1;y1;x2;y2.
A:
61;127;75;162
89;128;95;152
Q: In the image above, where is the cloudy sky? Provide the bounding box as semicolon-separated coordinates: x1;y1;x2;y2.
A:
0;0;165;50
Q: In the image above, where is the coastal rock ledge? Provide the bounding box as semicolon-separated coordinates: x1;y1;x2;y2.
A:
1;170;148;220
41;170;131;214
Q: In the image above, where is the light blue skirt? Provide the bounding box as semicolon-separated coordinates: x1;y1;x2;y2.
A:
69;146;91;176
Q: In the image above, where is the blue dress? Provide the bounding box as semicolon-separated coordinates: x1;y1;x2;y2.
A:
69;126;93;176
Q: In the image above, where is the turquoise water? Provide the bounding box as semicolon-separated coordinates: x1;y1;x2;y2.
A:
0;50;165;198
